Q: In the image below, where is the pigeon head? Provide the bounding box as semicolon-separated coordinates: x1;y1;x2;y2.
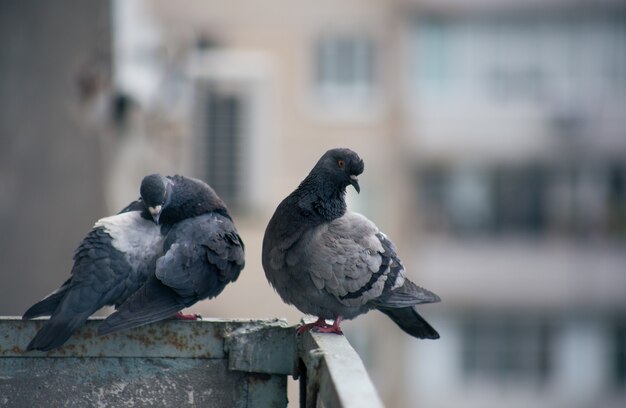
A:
314;148;365;193
140;174;173;224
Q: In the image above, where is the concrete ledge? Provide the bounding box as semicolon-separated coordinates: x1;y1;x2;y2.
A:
0;317;384;407
0;316;290;358
0;317;291;407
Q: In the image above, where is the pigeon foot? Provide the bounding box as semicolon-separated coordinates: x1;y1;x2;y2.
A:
174;312;201;320
297;316;343;335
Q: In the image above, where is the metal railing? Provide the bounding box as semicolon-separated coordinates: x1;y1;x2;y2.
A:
0;317;383;407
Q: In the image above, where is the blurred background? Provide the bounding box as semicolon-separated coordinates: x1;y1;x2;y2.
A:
1;0;626;407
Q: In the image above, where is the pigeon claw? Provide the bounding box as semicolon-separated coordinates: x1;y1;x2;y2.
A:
313;325;343;335
174;312;202;321
297;316;343;335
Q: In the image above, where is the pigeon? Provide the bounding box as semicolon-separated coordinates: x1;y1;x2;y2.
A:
262;148;440;338
23;174;244;350
97;210;244;335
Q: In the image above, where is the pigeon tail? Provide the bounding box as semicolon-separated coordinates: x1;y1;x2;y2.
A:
22;280;71;320
98;278;184;336
373;280;441;308
26;313;89;351
377;306;439;339
22;292;66;320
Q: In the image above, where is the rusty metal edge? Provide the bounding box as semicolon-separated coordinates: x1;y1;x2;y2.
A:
225;321;297;375
297;331;384;408
0;316;289;359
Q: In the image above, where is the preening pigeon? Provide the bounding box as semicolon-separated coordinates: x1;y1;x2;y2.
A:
97;210;244;335
23;174;244;351
262;148;440;338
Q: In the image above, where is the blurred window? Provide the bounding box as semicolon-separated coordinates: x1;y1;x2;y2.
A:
445;168;493;234
418;165;547;236
412;14;626;102
461;317;552;384
200;87;245;209
412;19;451;95
492;166;546;234
612;320;626;388
314;34;375;105
607;163;626;238
417;163;626;239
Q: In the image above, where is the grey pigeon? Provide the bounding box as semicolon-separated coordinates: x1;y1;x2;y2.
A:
262;148;440;338
23;174;244;350
97;210;244;335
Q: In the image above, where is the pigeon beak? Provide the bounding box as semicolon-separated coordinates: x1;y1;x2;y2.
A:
349;175;360;194
148;205;162;224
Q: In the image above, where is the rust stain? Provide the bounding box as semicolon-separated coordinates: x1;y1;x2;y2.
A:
3;319;236;359
125;333;158;346
52;346;66;356
248;373;272;384
79;330;94;340
165;333;187;351
212;328;225;341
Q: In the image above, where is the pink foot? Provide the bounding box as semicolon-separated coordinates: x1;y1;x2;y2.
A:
297;316;343;335
174;312;201;321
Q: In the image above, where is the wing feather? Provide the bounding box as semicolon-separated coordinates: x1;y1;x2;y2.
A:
300;212;439;309
156;213;244;302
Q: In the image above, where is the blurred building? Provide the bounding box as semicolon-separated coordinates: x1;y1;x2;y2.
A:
403;1;626;408
3;0;625;407
0;1;112;315
114;0;626;407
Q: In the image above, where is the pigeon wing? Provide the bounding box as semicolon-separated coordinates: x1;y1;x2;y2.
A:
298;213;388;308
24;221;141;350
97;275;185;335
303;212;439;309
156;212;245;301
369;233;440;307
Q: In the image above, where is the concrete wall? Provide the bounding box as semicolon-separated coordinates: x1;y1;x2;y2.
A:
0;0;112;314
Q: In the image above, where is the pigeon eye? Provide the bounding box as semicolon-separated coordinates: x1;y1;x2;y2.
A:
337;159;345;169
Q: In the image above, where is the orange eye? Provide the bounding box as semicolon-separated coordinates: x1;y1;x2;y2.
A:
338;159;345;168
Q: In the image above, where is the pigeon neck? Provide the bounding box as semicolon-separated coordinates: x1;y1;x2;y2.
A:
159;178;228;224
295;173;347;222
160;198;227;224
